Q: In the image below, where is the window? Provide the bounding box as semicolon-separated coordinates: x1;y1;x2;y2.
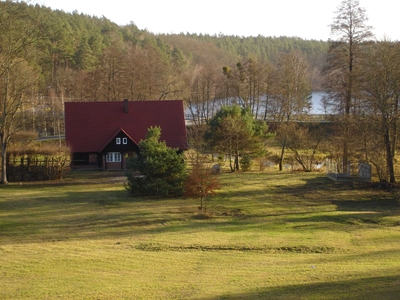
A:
106;152;121;162
123;137;128;144
116;138;121;144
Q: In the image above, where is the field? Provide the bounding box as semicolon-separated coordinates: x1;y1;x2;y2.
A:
1;170;400;299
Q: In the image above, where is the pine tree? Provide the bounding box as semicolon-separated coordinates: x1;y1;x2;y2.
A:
125;127;187;197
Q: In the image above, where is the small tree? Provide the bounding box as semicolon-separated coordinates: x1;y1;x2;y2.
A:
205;105;268;172
184;160;220;214
125;127;186;197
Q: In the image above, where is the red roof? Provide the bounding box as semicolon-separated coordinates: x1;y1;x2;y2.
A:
65;100;188;153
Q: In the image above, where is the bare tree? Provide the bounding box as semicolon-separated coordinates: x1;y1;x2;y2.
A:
0;2;43;184
269;51;312;171
185;63;222;126
361;41;400;183
222;58;274;119
323;0;374;172
97;44;127;101
285;122;325;172
184;158;220;214
235;58;268;118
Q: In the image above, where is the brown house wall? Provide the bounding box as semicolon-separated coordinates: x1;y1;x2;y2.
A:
106;161;123;170
102;153;131;170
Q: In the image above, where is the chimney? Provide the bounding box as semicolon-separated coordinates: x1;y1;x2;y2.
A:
123;99;128;113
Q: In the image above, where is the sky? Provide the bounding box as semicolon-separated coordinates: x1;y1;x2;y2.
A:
29;0;399;41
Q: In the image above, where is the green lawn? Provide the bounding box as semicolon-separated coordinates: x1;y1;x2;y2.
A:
1;170;400;299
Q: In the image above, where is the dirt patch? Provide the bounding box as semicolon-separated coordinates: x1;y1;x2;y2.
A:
214;207;244;217
133;243;340;254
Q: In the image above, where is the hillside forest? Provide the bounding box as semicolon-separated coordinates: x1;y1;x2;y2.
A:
1;0;400;185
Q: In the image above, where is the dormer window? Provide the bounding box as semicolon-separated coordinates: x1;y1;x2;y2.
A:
116;138;121;144
123;137;127;144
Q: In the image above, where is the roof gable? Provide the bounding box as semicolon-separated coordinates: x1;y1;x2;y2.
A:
98;128;137;153
65;100;188;153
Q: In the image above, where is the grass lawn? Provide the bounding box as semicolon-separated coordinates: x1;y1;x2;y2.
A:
1;169;400;299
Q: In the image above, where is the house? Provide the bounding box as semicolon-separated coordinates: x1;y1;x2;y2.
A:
64;100;188;170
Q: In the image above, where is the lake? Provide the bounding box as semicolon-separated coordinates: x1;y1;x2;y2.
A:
311;91;326;114
185;91;328;119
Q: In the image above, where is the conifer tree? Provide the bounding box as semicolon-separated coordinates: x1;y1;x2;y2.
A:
125;127;187;197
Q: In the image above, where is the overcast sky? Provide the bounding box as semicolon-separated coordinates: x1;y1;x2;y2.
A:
30;0;399;41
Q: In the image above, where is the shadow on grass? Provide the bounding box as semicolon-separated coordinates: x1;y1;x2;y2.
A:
2;170;127;187
332;198;400;212
214;172;400;231
266;175;400;228
0;189;195;242
277;174;400;211
201;274;400;300
2;170;400;245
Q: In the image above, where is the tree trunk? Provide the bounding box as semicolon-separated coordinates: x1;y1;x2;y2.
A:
342;139;349;174
234;145;240;171
234;155;239;171
1;140;8;184
391;95;399;159
279;137;287;171
228;152;234;172
384;131;396;184
290;148;310;172
342;112;350;174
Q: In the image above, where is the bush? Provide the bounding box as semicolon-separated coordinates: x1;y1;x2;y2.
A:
7;136;71;181
240;155;253;172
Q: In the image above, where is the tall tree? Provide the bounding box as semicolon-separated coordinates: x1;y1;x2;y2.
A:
185;63;221;126
323;0;374;172
97;43;126;101
269;51;312;171
235;58;272;119
0;1;43;184
360;41;400;184
222;58;275;119
184;63;222;159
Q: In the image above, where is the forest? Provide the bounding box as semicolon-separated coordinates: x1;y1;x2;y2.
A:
1;0;400;185
0;1;328;104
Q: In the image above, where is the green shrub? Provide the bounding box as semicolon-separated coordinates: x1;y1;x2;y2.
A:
240;154;253;172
